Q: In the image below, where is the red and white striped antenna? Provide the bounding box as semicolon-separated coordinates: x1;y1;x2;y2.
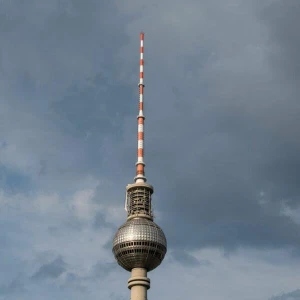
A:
135;32;146;183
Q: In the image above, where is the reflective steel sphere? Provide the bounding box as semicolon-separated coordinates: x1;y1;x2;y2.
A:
112;218;167;271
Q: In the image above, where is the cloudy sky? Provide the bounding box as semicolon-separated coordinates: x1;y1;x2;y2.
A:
0;0;300;299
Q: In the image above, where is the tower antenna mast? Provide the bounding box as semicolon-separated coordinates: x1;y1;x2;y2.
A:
113;32;167;300
136;32;146;183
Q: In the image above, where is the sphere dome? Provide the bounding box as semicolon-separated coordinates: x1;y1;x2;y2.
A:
112;217;167;271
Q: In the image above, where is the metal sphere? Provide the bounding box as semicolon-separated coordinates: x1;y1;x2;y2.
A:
112;217;167;271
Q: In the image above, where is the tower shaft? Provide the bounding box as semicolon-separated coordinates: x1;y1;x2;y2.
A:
128;268;150;300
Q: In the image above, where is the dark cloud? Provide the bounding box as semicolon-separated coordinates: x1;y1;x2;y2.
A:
131;0;300;254
0;0;131;192
58;272;89;293
93;212;115;230
90;262;117;279
0;165;32;192
260;0;300;80
270;289;300;300
103;237;115;251
60;0;300;258
169;250;211;267
32;256;67;280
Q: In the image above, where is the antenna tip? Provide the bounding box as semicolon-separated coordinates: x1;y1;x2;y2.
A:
140;32;145;39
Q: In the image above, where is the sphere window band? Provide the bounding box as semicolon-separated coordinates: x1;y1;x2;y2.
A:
115;241;166;251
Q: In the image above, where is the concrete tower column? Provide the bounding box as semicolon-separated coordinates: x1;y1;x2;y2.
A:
128;268;150;300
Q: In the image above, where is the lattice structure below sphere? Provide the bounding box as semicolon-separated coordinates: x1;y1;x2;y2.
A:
112;218;167;271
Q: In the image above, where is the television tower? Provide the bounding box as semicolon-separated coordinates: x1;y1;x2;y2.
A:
112;32;167;300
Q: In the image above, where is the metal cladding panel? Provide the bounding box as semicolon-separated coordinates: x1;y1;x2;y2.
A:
112;218;167;271
113;218;166;247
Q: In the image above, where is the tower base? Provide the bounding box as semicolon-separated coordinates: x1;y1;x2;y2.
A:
128;268;150;300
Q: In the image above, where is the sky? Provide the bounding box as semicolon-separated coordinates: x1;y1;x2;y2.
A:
0;0;300;299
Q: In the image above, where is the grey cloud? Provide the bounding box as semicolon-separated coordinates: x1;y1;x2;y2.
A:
0;0;298;259
109;293;127;300
48;218;85;236
0;276;26;296
0;0;300;299
32;256;67;280
270;289;300;300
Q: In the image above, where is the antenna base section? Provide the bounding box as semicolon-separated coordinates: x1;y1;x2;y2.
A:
125;182;154;219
